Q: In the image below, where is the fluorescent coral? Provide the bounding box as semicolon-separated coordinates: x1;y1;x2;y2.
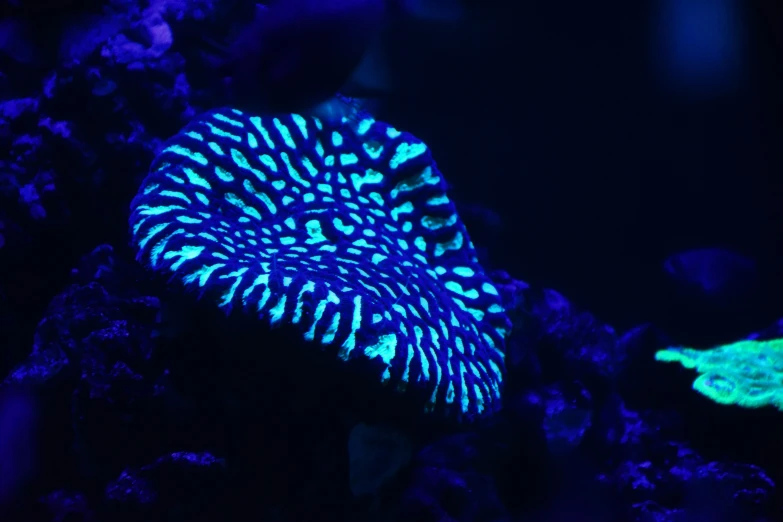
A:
655;338;783;410
129;108;511;419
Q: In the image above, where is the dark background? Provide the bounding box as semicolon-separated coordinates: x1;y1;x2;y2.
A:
374;0;783;347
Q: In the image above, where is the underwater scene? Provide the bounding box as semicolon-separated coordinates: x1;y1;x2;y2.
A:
1;0;782;520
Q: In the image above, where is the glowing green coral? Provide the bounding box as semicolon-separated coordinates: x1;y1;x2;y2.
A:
655;338;783;410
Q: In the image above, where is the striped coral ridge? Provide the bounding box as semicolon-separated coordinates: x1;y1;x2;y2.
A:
129;108;511;419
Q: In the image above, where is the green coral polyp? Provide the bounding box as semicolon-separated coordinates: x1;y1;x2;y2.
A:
655;338;783;410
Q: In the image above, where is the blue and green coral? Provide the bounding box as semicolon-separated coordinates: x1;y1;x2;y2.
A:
655;338;783;410
129;108;512;419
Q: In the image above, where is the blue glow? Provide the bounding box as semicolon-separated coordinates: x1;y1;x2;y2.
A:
128;108;512;420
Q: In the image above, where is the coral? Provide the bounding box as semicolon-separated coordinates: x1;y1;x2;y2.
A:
129;108;511;419
655;338;783;410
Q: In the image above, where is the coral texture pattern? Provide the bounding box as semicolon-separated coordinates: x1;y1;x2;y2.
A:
129;108;511;418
